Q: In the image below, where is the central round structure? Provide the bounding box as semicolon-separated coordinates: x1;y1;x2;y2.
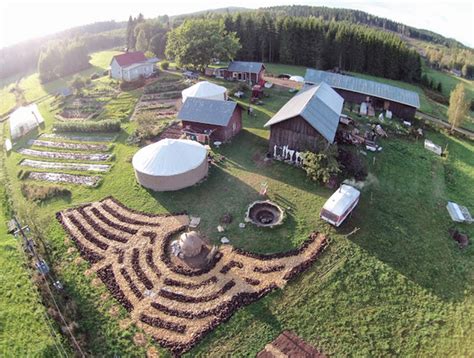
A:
245;200;284;228
132;138;208;191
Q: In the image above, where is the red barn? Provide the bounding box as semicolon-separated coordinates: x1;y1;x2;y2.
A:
177;98;242;143
224;61;266;85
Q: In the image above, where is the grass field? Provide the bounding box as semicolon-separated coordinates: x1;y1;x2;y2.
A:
0;49;122;115
2;63;473;357
0;126;68;357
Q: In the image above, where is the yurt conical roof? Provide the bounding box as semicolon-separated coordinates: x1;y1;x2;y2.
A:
132;138;207;176
181;81;227;102
179;231;204;257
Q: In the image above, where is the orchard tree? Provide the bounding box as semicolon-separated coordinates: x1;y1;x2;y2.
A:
447;83;469;133
165;19;240;71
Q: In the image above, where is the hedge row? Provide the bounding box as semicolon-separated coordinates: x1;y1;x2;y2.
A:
53;119;121;133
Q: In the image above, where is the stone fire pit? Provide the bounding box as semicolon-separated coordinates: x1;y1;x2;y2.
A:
245;200;284;228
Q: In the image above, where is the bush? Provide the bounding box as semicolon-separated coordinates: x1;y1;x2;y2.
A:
21;183;71;202
160;60;169;70
338;148;368;181
119;77;145;91
302;144;340;184
232;82;250;93
53;119;121;133
103;69;109;76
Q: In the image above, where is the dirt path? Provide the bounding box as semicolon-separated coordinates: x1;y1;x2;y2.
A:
417;111;474;140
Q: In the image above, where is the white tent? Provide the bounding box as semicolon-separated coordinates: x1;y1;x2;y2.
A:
9;104;44;140
132;138;208;191
289;75;305;83
181;81;227;103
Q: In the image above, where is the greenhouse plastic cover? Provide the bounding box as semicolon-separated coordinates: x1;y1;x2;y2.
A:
132;138;207;176
9;104;44;140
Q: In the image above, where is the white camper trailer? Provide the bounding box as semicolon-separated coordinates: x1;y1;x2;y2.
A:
320;184;360;227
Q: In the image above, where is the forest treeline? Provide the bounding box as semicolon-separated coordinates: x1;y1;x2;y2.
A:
126;11;421;82
262;5;467;48
222;14;421;82
0;21;125;80
37;30;124;82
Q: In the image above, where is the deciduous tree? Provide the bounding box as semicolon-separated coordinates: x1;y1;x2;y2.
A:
165;19;240;71
447;83;469;133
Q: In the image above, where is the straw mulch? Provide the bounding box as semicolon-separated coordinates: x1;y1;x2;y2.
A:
57;197;328;356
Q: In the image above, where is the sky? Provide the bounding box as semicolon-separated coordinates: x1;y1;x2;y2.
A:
0;0;473;49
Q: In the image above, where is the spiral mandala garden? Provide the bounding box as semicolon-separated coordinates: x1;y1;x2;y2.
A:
57;197;328;356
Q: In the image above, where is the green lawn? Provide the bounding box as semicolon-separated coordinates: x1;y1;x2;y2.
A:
2;71;473;357
0;85;16;117
0;49;121;113
422;63;474;100
0;125;68;357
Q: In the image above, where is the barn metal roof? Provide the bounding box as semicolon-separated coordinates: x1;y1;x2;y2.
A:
177;97;238;127
227;61;265;74
264;82;344;143
304;69;420;109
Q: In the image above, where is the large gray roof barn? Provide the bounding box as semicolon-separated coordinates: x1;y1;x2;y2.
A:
265;82;344;143
305;69;420;109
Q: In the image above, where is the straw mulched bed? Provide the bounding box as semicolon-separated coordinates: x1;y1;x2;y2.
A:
28;139;109;151
28;172;101;186
21;159;110;172
40;133;117;142
19;148;112;161
57;197;328;356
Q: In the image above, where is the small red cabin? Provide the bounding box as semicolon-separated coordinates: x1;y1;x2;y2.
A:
224;61;265;85
177;97;242;143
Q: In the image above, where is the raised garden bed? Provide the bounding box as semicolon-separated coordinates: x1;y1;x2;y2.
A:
56;197;328;356
21;159;111;172
27;172;101;186
28;139;109;151
141;92;181;101
40;133;117;142
19;148;112;161
57;97;103;121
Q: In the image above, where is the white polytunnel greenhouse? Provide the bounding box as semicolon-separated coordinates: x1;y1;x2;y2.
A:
9;104;45;140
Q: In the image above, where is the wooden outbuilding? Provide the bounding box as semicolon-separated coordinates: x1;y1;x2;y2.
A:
264;82;344;153
304;69;420;119
224;61;266;84
177;97;242;143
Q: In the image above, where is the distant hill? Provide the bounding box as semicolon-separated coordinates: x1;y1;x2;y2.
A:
261;5;469;49
173;6;250;17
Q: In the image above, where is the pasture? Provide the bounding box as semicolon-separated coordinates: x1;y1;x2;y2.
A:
1;50;473;357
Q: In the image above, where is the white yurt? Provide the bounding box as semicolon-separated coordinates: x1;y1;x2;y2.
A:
181;81;227;103
9;103;45;140
132;138;208;191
